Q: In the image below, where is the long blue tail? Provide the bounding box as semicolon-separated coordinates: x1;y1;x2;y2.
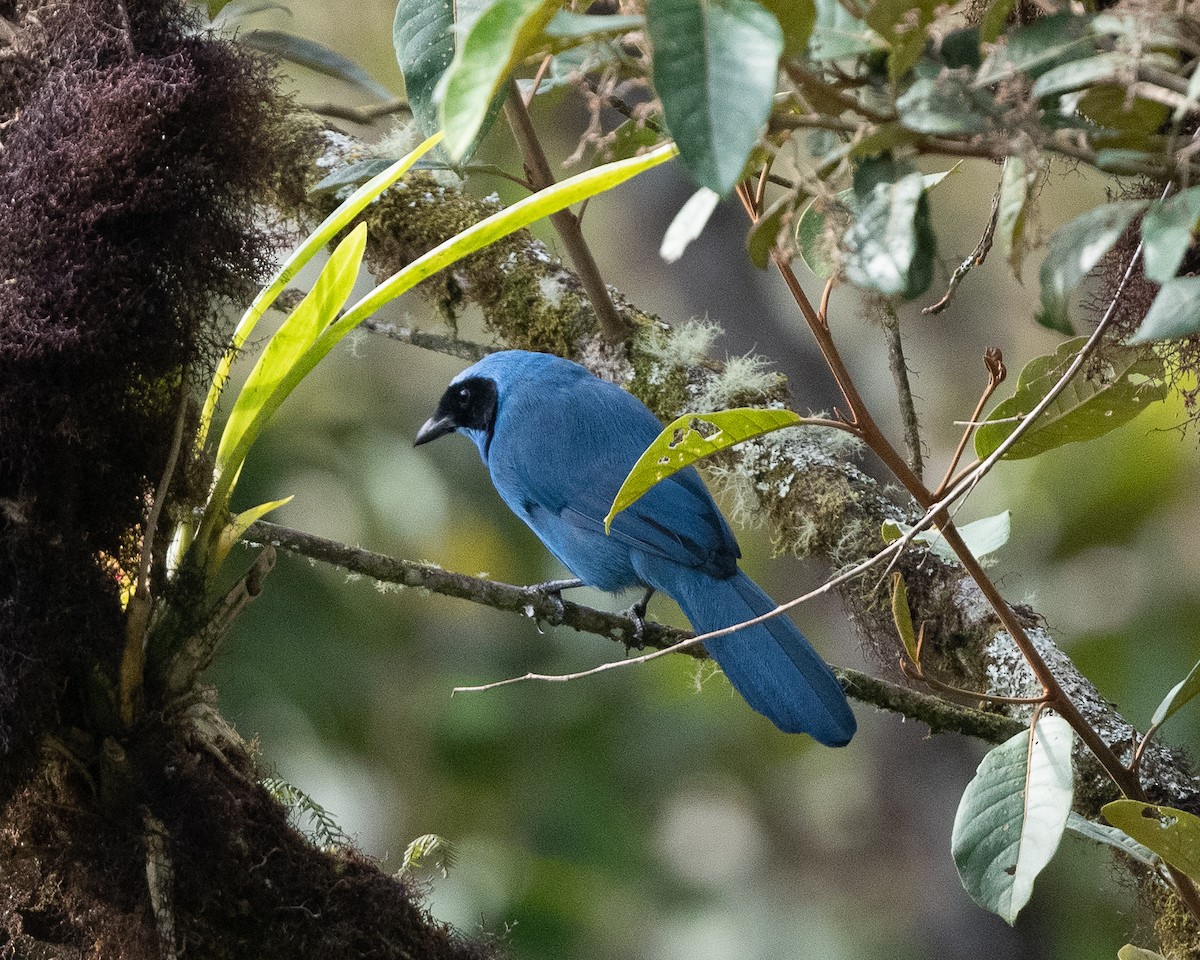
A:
654;568;856;745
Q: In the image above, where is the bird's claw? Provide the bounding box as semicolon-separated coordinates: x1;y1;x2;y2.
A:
621;588;655;650
521;577;583;623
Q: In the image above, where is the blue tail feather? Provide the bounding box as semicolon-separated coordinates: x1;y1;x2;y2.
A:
651;567;856;745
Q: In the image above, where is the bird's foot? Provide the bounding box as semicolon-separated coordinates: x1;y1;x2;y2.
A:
520;577;584;623
620;588;656;650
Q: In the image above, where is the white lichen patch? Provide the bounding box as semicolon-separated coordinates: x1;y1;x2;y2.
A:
642;317;722;367
537;274;569;308
691;353;777;411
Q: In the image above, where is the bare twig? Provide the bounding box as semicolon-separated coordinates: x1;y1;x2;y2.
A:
923;188;1000;315
302;97;410;125
874;300;924;480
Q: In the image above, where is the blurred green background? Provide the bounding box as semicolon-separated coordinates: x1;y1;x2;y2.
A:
210;2;1200;957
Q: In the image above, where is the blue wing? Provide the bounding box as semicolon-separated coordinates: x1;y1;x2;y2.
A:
485;365;739;589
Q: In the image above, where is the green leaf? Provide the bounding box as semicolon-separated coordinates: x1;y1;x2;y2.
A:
973;337;1168;460
605;407;811;532
1130;277;1200;344
1151;658;1200;728
1141;186;1200;285
393;0;457;138
606;117;665;161
311;158;396;197
951;716;1075;925
213;223;369;501
808;0;881;62
891;573;919;666
863;0;937;82
880;510;1011;565
440;0;561;161
660;187;722;263
1066;812;1160;869
240;30;393;100
756;0;815;57
1031;51;1133;100
1102;801;1200;881
996;156;1036;279
747;193;791;269
976;12;1095;86
895;73;993;136
214;496;294;573
198;133;443;452
842;168;935;299
647;0;783;195
979;0;1014;45
1036;200;1147;333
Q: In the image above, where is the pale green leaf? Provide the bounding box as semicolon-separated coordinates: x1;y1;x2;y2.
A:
974;337;1168;459
951;716;1075;925
880;511;1010;565
660;187;721;263
1130;277;1200;344
975;12;1094;86
1066;812;1160;869
996;156;1036;279
1102;801;1200;881
1151;659;1200;728
843;170;934;299
1118;946;1168;960
1037;201;1147;333
440;0;561;160
1141;186;1200;285
214;496;294;573
808;0;880;61
543;10;645;39
647;0;783;194
605;407;811;532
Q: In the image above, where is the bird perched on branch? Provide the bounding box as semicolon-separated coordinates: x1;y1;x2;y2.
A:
415;350;855;746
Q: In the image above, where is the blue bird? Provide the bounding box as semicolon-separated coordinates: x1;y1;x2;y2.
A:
415;350;855;746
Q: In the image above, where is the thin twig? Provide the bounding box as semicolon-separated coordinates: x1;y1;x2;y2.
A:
875;300;924;480
302;97;410;125
503;81;632;342
923;187;1000;315
936;349;1005;497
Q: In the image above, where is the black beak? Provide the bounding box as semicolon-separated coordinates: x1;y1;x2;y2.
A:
414;415;457;447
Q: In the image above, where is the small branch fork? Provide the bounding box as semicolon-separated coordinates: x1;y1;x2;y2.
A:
736;169;1200;923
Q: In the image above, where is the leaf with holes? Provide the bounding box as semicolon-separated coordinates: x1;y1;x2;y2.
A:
952;716;1074;925
974;338;1167;460
605;408;815;532
1102;801;1200;881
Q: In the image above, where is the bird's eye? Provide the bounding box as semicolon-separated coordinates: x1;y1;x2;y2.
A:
457;386;472;406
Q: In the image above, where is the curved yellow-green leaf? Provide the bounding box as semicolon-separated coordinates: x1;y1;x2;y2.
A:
604;407;809;533
197;132;443;449
1102;800;1200;882
213;496;294;574
891;573;918;666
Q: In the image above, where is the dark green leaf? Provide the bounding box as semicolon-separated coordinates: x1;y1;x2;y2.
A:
393;0;456;137
976;12;1094;86
808;0;881;62
951;718;1074;925
1129;277;1200;343
756;0;816;57
973;338;1168;459
1141;186;1200;284
1102;801;1200;881
940;27;982;69
440;0;561;161
311;158;396;196
1036;200;1147;332
896;73;993;135
747;193;791;269
242;30;393;100
647;0;784;195
1031;51;1129;99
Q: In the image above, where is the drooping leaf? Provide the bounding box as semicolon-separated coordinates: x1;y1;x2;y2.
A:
1141;186;1200;285
973;337;1168;460
1036;200;1148;333
646;0;783;195
951;716;1075;925
440;0;561;161
241;30;393;99
543;10;645;40
393;0;458;138
880;510;1011;565
891;573;919;666
1066;812;1160;869
1151;658;1200;728
1102;801;1200;881
605;407;813;532
996;156;1036;279
1129;277;1200;344
660;187;722;263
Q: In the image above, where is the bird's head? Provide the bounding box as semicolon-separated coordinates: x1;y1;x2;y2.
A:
414;371;499;455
